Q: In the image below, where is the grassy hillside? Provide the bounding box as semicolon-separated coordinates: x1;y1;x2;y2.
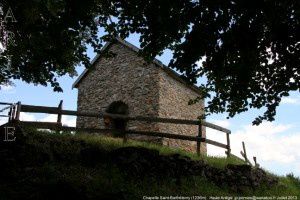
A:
0;128;299;199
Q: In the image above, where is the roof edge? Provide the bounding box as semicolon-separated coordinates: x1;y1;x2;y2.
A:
72;38;203;95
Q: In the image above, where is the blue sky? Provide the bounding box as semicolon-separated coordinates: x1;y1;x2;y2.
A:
1;34;300;177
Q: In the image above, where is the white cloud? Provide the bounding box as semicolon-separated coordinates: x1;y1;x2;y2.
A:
210;119;230;128
236;122;292;136
19;113;76;127
38;114;75;127
0;85;16;94
281;97;300;105
206;119;230;156
61;116;76;127
0;112;37;125
0;116;8;125
207;120;300;175
1;85;13;91
232;126;297;164
0;110;76;127
20;112;36;121
0;112;37;126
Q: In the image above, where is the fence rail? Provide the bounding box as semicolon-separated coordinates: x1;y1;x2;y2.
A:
3;101;231;156
0;102;14;105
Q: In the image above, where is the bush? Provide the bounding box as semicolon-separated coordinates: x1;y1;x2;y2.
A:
287;173;300;187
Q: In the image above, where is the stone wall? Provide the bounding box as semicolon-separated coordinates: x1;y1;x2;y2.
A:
158;68;206;153
110;146;278;192
76;42;161;137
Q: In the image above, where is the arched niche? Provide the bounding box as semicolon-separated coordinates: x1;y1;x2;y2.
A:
105;101;129;135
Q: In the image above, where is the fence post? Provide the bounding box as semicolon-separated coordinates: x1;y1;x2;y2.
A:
56;100;63;133
122;118;128;144
15;101;21;121
226;131;231;157
57;100;63;125
242;141;247;158
8;106;12;122
196;121;202;156
123;132;127;143
11;104;15;121
240;141;252;165
253;156;257;166
241;141;248;162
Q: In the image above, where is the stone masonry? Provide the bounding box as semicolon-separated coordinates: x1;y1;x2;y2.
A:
158;69;206;153
73;39;206;154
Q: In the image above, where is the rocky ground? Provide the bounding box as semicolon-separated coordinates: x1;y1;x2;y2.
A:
0;127;293;199
108;146;278;192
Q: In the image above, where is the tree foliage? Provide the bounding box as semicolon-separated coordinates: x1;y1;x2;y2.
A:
1;0;300;124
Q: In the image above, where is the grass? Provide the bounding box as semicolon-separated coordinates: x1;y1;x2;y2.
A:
67;131;246;168
0;129;299;199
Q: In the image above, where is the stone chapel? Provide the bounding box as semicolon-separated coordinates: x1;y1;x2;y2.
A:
73;38;206;153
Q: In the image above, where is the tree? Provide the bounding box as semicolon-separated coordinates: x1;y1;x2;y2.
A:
1;0;300;124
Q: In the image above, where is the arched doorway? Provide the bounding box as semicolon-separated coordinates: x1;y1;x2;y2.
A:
105;101;129;136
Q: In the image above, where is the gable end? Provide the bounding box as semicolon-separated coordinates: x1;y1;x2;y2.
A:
72;38;203;96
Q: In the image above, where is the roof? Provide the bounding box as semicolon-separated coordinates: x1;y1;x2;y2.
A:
72;38;202;95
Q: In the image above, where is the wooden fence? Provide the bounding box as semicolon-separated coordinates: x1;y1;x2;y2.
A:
3;101;231;157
